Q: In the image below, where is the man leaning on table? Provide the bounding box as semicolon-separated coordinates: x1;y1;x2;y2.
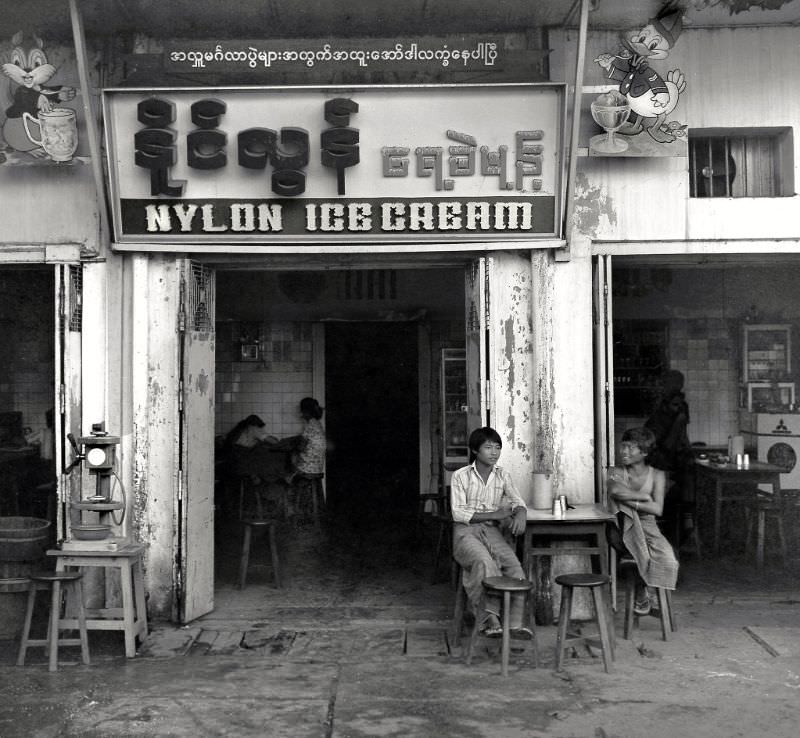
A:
450;426;532;639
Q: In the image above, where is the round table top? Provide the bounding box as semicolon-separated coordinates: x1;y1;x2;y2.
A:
555;572;610;588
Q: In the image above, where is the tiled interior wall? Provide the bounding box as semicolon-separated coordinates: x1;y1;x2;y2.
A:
215;321;314;440
612;265;800;449
668;318;739;448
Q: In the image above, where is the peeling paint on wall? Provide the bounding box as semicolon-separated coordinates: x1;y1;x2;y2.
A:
572;171;617;239
194;369;210;395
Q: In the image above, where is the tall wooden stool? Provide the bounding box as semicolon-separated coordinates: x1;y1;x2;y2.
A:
48;544;148;658
240;519;282;589
744;493;787;569
17;571;90;672
555;573;614;673
621;559;676;641
461;575;538;676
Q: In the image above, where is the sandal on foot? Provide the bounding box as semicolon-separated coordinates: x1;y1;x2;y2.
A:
633;598;651;616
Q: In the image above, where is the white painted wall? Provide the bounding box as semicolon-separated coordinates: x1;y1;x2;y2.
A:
551;26;800;243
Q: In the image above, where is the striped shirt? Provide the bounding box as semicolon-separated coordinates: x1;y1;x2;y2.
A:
450;462;526;525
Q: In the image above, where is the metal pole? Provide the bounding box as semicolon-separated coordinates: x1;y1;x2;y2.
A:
557;0;591;263
68;0;111;252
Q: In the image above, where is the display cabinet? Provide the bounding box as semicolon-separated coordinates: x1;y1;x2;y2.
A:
441;348;468;475
613;319;669;417
741;323;791;383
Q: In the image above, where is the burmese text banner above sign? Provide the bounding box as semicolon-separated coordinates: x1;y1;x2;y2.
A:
103;85;565;250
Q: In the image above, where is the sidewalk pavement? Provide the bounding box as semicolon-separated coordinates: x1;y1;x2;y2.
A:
1;519;800;738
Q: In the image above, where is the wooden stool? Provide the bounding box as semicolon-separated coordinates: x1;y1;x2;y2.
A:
621;560;676;641
290;473;325;529
240;520;282;589
461;575;538;676
745;493;787;569
555;573;614;673
17;571;90;672
48;545;148;658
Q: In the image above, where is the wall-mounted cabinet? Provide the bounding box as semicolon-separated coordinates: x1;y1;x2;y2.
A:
613;319;669;417
441;348;468;476
741;323;791;383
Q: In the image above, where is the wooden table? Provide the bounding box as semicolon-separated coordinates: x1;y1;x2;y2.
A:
694;459;783;559
521;503;616;579
47;543;148;657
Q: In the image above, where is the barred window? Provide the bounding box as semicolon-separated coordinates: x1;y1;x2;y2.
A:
689;128;794;198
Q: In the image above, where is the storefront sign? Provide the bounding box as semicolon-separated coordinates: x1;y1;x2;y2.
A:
103;85;564;250
165;37;502;75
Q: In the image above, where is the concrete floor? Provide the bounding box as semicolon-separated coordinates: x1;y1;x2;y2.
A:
1;509;800;737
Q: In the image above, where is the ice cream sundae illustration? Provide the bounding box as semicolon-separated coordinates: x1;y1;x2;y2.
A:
590;90;631;154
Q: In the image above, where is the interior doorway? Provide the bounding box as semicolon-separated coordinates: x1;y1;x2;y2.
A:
324;321;419;522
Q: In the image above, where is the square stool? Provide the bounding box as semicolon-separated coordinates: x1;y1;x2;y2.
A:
47;544;148;658
555;573;614;673
17;571;90;672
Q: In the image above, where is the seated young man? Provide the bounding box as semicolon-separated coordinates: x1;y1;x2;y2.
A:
450;426;530;637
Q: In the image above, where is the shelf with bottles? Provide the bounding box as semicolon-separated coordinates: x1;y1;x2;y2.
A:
612;319;669;411
441;348;468;469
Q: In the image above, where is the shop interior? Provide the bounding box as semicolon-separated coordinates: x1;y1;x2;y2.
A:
611;258;800;450
212;266;467;586
611;257;800;564
0;267;56;527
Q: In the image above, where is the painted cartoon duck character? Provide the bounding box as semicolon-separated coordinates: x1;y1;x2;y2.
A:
594;8;686;143
1;31;77;154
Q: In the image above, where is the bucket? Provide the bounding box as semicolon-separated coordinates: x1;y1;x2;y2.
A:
0;517;51;561
531;472;554;509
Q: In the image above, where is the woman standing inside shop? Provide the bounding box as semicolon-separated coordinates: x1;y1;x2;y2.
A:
286;397;326;482
607;427;679;615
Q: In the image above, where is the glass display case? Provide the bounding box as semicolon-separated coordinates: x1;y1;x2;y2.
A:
742;323;791;383
441;348;468;473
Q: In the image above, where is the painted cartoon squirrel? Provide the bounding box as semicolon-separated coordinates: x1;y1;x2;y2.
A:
1;31;77;153
594;9;686;143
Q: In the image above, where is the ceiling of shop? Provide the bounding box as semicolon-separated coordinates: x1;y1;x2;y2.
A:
7;0;800;41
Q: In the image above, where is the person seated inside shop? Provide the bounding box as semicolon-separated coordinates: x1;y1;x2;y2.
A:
220;400;326;518
606;427;679;615
450;426;531;638
223;414;296;484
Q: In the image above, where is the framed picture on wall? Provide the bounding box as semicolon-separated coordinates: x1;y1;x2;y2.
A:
241;344;259;361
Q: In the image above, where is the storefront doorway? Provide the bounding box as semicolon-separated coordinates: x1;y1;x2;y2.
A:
211;264;464;591
0;267;57;523
324;321;419;520
595;254;800;571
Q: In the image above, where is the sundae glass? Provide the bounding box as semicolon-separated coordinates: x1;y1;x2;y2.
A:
590;91;631;154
